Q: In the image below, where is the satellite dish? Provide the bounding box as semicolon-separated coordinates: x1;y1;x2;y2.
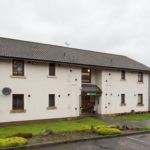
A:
2;88;12;96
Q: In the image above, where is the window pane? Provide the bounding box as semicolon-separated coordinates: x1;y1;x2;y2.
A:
121;70;125;80
13;60;24;76
121;94;125;104
138;94;143;104
138;72;143;82
49;63;55;76
82;68;91;83
49;94;55;107
13;94;24;110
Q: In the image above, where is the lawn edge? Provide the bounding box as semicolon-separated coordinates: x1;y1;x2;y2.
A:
1;131;150;150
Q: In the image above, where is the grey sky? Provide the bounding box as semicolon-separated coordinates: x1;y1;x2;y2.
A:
0;0;150;66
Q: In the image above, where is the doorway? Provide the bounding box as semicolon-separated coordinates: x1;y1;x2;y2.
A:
81;95;96;114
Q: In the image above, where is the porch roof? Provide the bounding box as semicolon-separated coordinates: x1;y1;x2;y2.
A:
82;84;102;94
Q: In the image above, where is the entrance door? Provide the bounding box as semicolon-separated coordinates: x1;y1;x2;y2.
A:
81;95;95;113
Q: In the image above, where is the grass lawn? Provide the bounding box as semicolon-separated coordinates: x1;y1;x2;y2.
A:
111;113;150;121
0;117;109;138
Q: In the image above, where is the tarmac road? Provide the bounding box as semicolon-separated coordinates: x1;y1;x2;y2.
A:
29;133;150;150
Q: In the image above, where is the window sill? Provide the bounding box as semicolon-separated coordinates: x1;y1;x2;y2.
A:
47;106;57;110
137;81;144;84
120;79;126;81
120;104;126;106
47;75;57;78
10;109;26;113
137;104;144;106
10;75;26;79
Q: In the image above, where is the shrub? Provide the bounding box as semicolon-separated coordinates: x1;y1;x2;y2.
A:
0;137;27;148
80;125;91;132
95;126;122;135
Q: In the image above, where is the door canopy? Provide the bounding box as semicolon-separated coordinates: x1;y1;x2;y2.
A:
82;84;102;95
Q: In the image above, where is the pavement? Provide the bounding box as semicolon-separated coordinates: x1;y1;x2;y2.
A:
28;133;150;150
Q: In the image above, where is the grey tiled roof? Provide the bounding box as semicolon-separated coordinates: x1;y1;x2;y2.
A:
0;37;150;72
82;84;102;94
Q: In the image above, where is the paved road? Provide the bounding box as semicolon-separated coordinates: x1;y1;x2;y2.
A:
29;133;150;150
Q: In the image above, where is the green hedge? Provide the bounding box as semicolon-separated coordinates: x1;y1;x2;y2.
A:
0;137;27;148
95;126;122;135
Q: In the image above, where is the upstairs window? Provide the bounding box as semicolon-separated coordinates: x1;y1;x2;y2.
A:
138;94;143;105
13;94;24;110
13;60;24;76
121;70;125;80
82;68;91;83
138;72;143;82
49;94;55;107
121;94;125;105
49;63;55;76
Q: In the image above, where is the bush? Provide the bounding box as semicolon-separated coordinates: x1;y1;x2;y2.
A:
80;125;91;132
0;137;27;148
95;126;122;135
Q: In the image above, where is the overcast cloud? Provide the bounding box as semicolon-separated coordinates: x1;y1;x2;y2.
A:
0;0;150;66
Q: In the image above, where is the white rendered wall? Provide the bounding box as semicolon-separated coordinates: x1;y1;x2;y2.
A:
100;70;149;114
91;69;102;114
0;59;81;123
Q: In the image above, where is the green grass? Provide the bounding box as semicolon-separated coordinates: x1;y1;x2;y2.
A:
143;126;150;131
0;117;109;138
111;113;150;121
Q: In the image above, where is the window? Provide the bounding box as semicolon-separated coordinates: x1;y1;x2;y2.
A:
13;60;24;76
138;94;143;105
121;70;125;80
121;94;125;105
138;72;143;82
12;94;24;110
82;68;91;83
49;63;55;76
49;94;55;107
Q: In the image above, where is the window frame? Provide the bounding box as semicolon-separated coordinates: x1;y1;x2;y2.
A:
138;72;143;82
82;68;91;83
121;94;126;105
12;94;24;111
137;94;143;105
48;94;55;107
12;60;24;76
121;70;126;80
49;63;56;76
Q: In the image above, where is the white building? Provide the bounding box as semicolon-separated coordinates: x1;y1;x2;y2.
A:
0;37;150;123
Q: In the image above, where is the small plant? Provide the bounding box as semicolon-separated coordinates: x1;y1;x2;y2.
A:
42;129;54;136
0;137;27;148
95;126;122;135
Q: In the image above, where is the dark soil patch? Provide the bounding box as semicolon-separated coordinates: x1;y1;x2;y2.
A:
28;132;100;145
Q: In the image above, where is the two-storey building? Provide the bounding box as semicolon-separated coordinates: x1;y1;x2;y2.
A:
0;37;150;123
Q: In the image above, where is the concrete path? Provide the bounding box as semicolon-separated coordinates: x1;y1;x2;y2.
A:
96;115;150;128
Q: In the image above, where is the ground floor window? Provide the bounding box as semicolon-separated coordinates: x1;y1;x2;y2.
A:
13;94;24;110
138;94;143;105
49;94;55;107
121;94;125;105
